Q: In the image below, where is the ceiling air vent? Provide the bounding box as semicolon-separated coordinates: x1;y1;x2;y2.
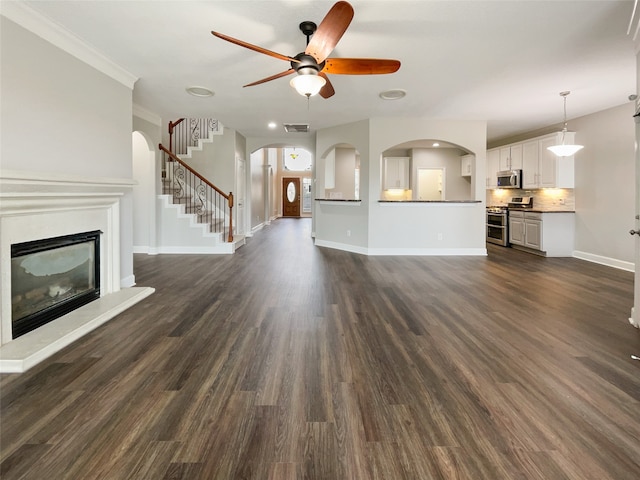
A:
283;123;309;133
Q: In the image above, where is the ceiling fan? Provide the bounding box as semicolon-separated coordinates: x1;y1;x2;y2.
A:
211;1;401;99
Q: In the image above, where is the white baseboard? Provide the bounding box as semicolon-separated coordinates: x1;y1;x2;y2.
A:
573;251;635;272
367;247;487;256
120;274;136;288
314;239;369;255
251;222;266;234
155;245;234;254
314;239;487;257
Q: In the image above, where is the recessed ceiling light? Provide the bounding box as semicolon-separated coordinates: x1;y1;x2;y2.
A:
268;122;277;129
186;86;214;97
379;89;406;100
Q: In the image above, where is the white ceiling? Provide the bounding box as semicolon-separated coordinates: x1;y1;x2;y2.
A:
18;0;638;143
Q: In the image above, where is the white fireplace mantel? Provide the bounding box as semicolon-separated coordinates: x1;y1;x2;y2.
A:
0;170;154;372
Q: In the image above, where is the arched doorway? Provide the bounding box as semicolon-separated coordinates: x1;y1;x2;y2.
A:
132;131;156;253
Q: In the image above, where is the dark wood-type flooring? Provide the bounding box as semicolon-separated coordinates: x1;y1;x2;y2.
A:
2;218;640;479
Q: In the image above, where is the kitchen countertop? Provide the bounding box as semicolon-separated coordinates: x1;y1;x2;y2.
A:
315;198;361;202
508;208;575;213
379;200;482;203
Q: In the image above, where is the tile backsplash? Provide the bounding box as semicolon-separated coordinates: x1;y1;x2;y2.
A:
487;188;575;211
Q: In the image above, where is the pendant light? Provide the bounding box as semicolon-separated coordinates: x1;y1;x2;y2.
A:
547;91;583;157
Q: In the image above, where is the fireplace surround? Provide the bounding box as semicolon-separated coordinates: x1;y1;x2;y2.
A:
0;170;154;372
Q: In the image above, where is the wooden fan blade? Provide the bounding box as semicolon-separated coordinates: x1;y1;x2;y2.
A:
319;72;335;98
212;31;299;63
243;69;295;87
305;1;354;63
322;58;401;75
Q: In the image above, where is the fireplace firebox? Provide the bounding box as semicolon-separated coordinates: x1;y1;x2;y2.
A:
11;231;101;338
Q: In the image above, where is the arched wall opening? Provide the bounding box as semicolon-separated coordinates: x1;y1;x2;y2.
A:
132;131;157;253
318;143;360;201
380;138;475;202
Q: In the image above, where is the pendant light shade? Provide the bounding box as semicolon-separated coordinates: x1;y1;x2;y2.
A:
547;141;584;157
290;68;326;97
547;91;583;157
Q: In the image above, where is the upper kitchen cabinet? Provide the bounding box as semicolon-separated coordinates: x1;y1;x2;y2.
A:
460;154;473;177
522;133;575;189
499;143;523;171
383;156;410;190
486;149;499;188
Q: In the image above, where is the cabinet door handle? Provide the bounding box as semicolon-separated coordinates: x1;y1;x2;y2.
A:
629;229;640;236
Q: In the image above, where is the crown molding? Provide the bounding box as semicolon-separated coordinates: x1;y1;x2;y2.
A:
133;104;162;126
1;1;138;89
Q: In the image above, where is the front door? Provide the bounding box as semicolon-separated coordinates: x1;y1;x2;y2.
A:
283;177;301;217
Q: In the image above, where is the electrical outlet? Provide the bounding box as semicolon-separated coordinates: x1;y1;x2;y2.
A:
437;233;443;241
347;229;351;237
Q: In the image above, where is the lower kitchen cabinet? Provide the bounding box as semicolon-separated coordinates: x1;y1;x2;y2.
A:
508;211;574;256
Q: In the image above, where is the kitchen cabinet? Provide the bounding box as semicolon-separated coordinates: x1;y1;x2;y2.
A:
499;144;523;171
509;212;525;244
383;157;410;190
490;132;575;190
523;212;542;250
460;154;473;177
486;149;499;188
509;210;574;256
522;133;575;188
521;140;539;188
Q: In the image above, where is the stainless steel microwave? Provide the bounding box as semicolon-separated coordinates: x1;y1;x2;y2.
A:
496;170;522;189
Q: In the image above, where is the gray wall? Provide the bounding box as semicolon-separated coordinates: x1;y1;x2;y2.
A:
1;16;136;285
571;102;635;265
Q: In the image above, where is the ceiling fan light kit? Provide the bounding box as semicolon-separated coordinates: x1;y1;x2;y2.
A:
290;72;326;97
210;1;400;100
547;91;584;157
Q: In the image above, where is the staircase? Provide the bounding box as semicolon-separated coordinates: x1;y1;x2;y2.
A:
157;118;245;254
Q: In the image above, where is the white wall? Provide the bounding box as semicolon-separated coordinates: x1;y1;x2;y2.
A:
250;149;266;229
1;15;136;286
313;117;486;255
571;102;635;265
179;129;237;195
368;117;486;253
315;120;371;249
1;17;133;178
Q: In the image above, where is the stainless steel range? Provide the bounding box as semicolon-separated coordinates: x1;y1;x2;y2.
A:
486;205;508;246
486;197;533;246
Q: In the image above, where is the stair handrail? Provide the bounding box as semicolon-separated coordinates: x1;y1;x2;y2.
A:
159;143;234;243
